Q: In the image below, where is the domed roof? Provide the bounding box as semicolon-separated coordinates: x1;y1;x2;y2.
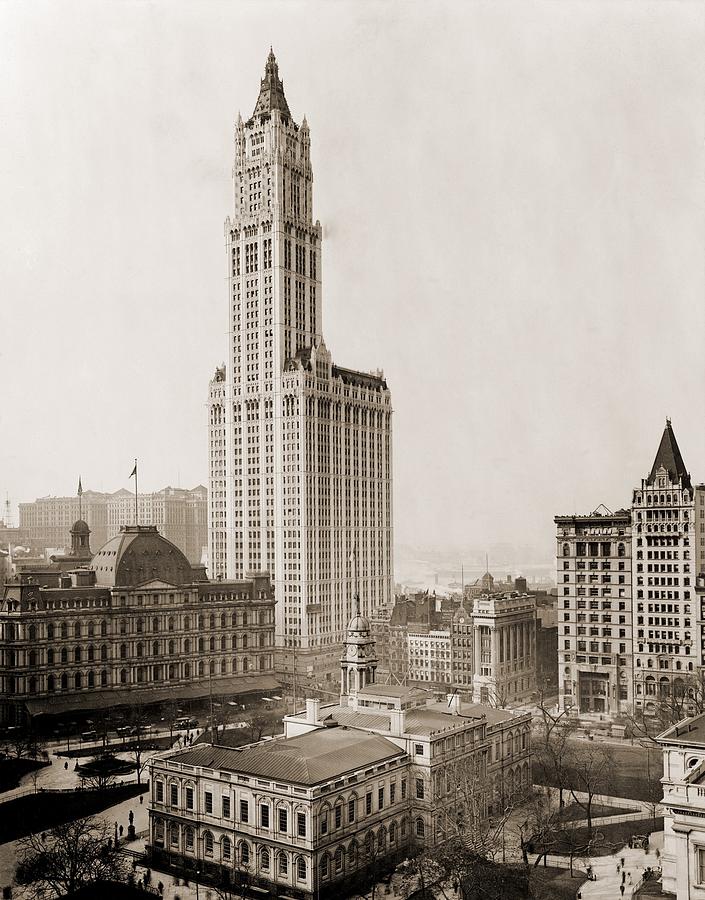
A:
91;525;192;588
70;520;90;535
347;598;370;634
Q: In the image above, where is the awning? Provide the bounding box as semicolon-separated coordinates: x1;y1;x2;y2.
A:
24;674;282;718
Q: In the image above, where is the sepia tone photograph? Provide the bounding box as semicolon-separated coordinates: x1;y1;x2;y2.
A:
0;1;703;898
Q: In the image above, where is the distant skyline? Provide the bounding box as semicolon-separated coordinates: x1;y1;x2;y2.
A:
1;1;703;564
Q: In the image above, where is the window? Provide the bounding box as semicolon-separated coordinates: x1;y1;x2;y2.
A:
185;826;194;850
156;781;164;802
223;795;231;818
416;778;425;800
378;787;384;810
260;804;270;828
185;787;194;809
414;743;423;756
223;837;231;860
240;842;250;866
699;848;705;886
401;779;407;799
334;804;342;828
279;807;288;832
204;832;214;856
260;848;270;870
348;799;355;823
205;791;213;814
278;852;288;875
416;818;425;838
366;793;372;815
240;799;249;822
390;783;396;804
297;857;306;881
170;784;178;806
297;811;306;837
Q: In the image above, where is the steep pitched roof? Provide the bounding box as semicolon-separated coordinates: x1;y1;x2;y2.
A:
252;49;291;120
648;419;690;487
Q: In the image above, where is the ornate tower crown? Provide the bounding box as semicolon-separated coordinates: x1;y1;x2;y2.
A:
252;48;291;120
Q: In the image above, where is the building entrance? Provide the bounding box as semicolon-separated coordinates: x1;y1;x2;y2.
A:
578;671;610;714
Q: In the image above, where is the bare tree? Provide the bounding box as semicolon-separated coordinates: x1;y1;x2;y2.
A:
15;816;127;899
533;697;576;808
565;743;614;840
245;711;268;744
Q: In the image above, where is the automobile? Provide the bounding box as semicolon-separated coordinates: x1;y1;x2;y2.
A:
173;718;191;730
116;726;132;737
233;721;249;729
81;731;97;742
188;717;199;728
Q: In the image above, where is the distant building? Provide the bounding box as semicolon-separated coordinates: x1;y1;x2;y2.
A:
658;711;705;898
19;486;207;564
471;592;536;706
0;522;275;725
535;605;558;694
406;629;452;687
451;602;474;691
146;608;531;897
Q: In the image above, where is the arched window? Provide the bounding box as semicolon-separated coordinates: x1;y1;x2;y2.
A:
60;648;67;664
222;837;231;860
87;621;94;638
278;852;288;876
220;613;226;628
136;618;144;633
168;640;175;655
239;841;250;866
119;619;127;635
389;821;396;844
243;658;249;673
334;845;345;873
562;543;570;557
120;643;127;659
209;637;215;652
47;674;55;693
242;611;248;627
209;614;215;629
184;662;191;679
231;612;237;628
60;622;68;639
74;672;82;689
242;634;248;650
319;854;329;879
198;615;204;630
101;670;108;687
28;649;36;667
296;857;306;881
100;620;107;636
168;617;174;632
204;831;214;856
47;648;54;665
184;638;191;653
74;646;81;663
259;632;266;647
120;668;128;684
198;638;204;653
184;615;190;631
60;672;68;690
28;676;37;695
100;644;107;661
209;659;215;675
259;656;266;671
221;659;227;674
28;624;37;642
87;670;95;688
260;847;270;871
74;621;81;638
348;841;358;868
198;661;204;677
168;664;176;680
152;641;159;657
221;635;226;651
152;617;159;633
377;827;386;852
87;645;94;662
415;818;425;838
185;826;194;851
47;623;54;640
137;643;144;658
259;610;266;626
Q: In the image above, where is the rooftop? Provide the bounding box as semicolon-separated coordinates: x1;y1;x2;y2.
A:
658;712;705;746
170;727;404;786
648;418;691;488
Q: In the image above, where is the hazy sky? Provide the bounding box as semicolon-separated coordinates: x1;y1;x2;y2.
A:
1;0;703;563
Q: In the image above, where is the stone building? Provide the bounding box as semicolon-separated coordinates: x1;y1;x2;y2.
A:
554;509;633;716
207;52;393;681
147;606;531;897
0;523;276;724
451;603;474;691
658;711;705;898
470;592;536;705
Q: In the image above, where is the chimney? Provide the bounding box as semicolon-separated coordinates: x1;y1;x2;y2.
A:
306;698;320;724
447;693;461;716
389;708;406;736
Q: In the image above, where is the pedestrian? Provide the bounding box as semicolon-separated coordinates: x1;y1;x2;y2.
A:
140;793;143;804
622;871;625;884
119;825;124;838
158;882;164;896
628;873;632;885
621;856;625;868
64;761;68;770
620;886;625;897
616;863;620;875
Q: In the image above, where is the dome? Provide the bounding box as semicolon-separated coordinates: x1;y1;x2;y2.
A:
70;520;90;535
91;525;192;588
347;611;370;633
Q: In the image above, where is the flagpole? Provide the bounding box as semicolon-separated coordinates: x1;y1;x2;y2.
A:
134;459;138;526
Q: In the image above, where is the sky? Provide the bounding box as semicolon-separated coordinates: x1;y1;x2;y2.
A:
0;0;703;568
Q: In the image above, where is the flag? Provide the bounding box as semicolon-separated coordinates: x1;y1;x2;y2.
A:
77;477;83;496
129;463;137;478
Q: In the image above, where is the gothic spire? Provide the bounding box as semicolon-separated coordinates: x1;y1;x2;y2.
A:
252;48;291;120
648;418;691;488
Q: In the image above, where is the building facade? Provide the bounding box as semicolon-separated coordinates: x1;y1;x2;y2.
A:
555;510;633;716
0;524;275;724
407;629;452;687
147;609;531;898
658;712;705;899
19;486;208;564
471;592;536;706
207;52;394;680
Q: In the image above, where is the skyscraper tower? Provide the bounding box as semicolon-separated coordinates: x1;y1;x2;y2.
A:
208;52;394;680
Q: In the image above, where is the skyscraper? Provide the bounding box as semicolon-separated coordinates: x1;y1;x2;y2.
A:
208;52;394;680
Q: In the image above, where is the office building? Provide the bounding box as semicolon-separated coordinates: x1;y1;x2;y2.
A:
207;52;394;681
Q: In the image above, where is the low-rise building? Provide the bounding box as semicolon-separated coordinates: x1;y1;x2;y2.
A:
658;712;705;898
147;606;532;898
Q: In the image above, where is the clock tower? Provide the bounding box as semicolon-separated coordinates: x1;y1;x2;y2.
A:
340;598;378;702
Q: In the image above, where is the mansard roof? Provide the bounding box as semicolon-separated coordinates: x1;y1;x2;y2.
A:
648;418;690;488
252;49;291;121
91;525;193;588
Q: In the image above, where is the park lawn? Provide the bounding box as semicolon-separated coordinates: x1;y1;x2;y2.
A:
531;866;588;900
0;757;50;792
558;802;636;823
0;783;147;844
549;817;663;857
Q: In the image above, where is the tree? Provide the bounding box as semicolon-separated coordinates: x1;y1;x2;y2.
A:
3;729;41;760
533;698;576;808
245;712;268;743
564;743;614;840
125;705;151;784
15;816;127;899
